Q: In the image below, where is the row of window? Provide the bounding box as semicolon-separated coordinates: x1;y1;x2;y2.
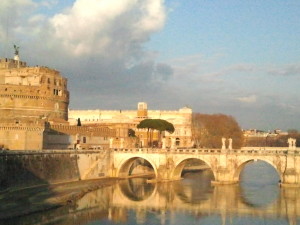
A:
41;77;67;88
84;118;99;121
81;136;108;143
53;89;63;96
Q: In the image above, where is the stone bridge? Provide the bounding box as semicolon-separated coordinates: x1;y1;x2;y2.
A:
2;147;300;189
107;147;300;186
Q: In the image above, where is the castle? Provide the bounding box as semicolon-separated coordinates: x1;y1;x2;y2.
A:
0;49;193;150
0;50;115;150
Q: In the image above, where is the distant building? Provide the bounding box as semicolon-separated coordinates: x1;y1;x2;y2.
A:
69;102;193;148
243;129;269;138
242;128;289;147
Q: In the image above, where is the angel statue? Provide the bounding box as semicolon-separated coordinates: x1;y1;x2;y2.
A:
13;44;20;56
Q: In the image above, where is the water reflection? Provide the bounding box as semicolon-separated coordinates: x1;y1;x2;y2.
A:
119;178;156;201
173;170;214;204
3;162;300;225
77;169;300;225
239;160;280;207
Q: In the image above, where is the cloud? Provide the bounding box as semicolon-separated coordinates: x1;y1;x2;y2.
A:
0;0;171;108
0;1;299;130
237;95;257;103
0;0;37;41
49;0;166;57
267;63;300;76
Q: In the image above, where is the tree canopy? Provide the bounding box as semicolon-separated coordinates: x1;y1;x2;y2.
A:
137;119;175;147
192;113;243;149
137;119;174;134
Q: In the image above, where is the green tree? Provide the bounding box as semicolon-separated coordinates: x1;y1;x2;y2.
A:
137;119;175;147
192;113;243;149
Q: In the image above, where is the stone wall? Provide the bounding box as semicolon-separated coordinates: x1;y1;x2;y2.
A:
43;124;116;149
0;122;44;150
0;150;111;190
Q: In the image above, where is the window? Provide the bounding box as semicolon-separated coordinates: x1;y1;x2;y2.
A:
83;137;86;143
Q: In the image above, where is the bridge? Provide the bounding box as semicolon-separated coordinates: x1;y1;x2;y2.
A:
101;147;300;186
1;146;300;188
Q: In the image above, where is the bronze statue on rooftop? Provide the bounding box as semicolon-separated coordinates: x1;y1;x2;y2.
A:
13;44;20;56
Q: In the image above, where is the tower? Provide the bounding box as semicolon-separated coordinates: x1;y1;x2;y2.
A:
137;102;148;118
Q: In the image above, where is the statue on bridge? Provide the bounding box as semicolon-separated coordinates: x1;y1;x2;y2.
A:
222;138;226;150
228;138;233;150
222;137;233;151
288;138;297;150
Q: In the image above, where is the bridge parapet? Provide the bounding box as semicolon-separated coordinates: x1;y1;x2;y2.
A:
112;148;299;156
111;147;300;186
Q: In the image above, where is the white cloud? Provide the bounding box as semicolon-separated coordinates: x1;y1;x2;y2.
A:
0;0;37;37
237;95;257;103
49;0;166;56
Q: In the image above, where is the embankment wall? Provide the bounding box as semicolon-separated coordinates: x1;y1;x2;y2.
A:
0;150;111;190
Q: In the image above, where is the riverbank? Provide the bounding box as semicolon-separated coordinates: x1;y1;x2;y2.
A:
0;177;119;219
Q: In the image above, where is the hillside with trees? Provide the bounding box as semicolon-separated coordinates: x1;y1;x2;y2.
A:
192;113;243;149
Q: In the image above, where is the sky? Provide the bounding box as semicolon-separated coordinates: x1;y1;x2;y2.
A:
0;0;300;131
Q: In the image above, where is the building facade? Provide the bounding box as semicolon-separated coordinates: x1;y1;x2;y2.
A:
69;102;193;148
0;55;115;150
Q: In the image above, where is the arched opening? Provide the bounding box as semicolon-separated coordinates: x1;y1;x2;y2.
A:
237;160;280;207
172;158;215;204
172;158;214;180
119;178;156;202
176;138;180;146
118;157;156;179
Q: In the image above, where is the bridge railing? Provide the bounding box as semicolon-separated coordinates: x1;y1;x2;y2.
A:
1;148;299;156
112;148;300;155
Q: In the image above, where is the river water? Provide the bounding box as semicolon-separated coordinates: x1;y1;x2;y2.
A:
3;160;300;225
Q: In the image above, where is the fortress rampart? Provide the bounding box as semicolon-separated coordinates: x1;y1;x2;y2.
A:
0;58;69;121
0;150;111;190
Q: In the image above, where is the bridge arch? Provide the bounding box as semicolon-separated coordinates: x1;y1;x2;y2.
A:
171;157;215;180
233;158;281;183
116;156;158;178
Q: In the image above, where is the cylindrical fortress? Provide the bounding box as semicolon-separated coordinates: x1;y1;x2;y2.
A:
0;58;69;121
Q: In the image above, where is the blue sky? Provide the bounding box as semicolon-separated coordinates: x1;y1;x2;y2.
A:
0;0;299;130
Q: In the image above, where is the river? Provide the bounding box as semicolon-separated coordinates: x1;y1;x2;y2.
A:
2;160;300;225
